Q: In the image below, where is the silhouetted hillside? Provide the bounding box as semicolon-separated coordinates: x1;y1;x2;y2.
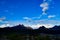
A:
0;24;60;40
0;24;60;34
50;25;60;30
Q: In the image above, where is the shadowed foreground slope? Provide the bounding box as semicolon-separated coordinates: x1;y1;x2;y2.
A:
0;24;60;40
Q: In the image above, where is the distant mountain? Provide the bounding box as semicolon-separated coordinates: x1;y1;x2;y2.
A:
35;25;60;34
50;25;60;30
0;24;33;34
0;24;60;34
38;26;46;30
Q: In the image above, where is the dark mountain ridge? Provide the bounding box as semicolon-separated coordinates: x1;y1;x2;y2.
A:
0;24;60;34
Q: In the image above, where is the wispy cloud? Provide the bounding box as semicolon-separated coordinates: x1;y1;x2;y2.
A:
23;17;31;20
22;18;60;29
40;0;49;15
40;2;49;15
0;17;11;24
34;20;60;28
48;15;56;18
23;17;32;23
31;24;54;29
0;17;6;22
0;17;13;28
0;24;11;28
40;0;52;15
21;0;58;29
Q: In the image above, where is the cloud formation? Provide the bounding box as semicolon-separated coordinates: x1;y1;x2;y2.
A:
0;17;13;28
31;24;54;29
0;17;6;22
40;2;49;15
22;18;60;29
0;24;10;28
40;0;52;15
21;0;58;29
23;17;32;22
23;17;31;20
48;15;56;18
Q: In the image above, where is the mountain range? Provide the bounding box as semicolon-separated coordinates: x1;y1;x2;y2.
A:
0;24;60;34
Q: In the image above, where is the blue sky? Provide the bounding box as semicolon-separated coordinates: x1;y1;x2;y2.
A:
0;0;60;28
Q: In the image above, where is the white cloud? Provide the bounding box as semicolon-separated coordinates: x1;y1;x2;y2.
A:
23;22;55;29
48;15;56;18
40;2;49;11
22;19;60;29
0;24;11;28
23;17;33;23
0;19;59;29
40;0;52;15
31;24;54;29
23;17;31;20
40;1;49;15
0;17;13;28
